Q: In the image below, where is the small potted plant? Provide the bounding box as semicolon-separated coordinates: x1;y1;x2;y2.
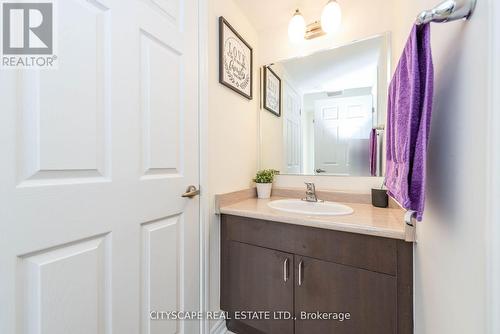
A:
253;169;279;199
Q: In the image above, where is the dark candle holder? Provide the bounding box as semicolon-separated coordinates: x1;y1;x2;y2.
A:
371;188;389;208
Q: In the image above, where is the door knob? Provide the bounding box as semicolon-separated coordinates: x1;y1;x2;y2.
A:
182;185;200;198
315;168;326;173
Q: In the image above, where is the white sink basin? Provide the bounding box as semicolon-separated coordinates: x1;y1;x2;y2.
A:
267;199;354;216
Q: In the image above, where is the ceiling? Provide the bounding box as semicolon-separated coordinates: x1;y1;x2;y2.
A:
233;0;328;32
277;36;382;94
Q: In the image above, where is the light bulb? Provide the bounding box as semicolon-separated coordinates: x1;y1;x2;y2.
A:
321;0;342;34
288;9;306;43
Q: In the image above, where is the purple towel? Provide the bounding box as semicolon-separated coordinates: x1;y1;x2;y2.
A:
385;24;434;221
369;129;377;176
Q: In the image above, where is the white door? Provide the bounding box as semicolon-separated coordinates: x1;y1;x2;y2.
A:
314;95;372;175
0;0;200;333
283;81;302;174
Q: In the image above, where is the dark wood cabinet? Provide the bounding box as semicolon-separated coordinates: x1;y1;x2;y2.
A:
222;241;294;333
294;255;396;334
221;214;413;334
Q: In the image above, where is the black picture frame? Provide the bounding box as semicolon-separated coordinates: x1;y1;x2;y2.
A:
219;16;253;100
263;66;281;117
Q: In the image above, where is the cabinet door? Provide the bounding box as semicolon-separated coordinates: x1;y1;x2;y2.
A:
294;255;397;334
222;241;294;334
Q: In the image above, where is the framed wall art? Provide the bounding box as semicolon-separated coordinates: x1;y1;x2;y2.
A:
219;16;253;99
263;66;281;116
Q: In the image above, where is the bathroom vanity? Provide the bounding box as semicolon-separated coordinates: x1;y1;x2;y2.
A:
219;195;413;334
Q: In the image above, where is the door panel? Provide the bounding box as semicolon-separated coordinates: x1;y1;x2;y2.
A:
18;235;111;334
295;255;397;334
314;95;372;175
222;241;294;334
0;0;199;333
141;215;182;334
140;30;181;176
16;0;111;185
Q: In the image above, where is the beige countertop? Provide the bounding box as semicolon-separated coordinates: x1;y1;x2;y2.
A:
219;196;409;241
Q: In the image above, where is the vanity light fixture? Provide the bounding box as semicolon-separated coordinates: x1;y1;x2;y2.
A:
288;0;342;43
321;0;342;34
288;9;306;43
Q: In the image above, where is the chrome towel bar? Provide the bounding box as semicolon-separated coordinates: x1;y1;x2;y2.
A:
416;0;477;25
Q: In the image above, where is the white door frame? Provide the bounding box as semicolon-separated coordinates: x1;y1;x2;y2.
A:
198;0;210;334
486;0;500;332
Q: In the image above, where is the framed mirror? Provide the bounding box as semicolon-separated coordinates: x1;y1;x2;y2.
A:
259;33;390;177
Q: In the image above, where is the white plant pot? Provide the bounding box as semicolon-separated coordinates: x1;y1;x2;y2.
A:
256;183;273;199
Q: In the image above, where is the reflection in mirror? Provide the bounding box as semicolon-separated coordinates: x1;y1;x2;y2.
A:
260;34;390;177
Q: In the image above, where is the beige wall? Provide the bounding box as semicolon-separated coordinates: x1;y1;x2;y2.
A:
207;0;259;329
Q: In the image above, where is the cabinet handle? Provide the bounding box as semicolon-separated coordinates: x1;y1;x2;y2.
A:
298;260;304;286
283;258;289;282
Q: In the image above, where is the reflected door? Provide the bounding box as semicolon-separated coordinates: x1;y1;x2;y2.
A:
283;81;302;174
314;95;372;175
0;0;200;333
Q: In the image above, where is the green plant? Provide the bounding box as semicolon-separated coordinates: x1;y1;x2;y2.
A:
253;169;279;184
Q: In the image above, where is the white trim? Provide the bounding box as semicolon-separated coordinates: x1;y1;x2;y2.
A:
198;0;209;333
486;0;500;333
257;67;262;169
210;319;231;334
413;244;416;333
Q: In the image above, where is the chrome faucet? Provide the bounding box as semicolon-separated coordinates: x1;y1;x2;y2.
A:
303;182;319;202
